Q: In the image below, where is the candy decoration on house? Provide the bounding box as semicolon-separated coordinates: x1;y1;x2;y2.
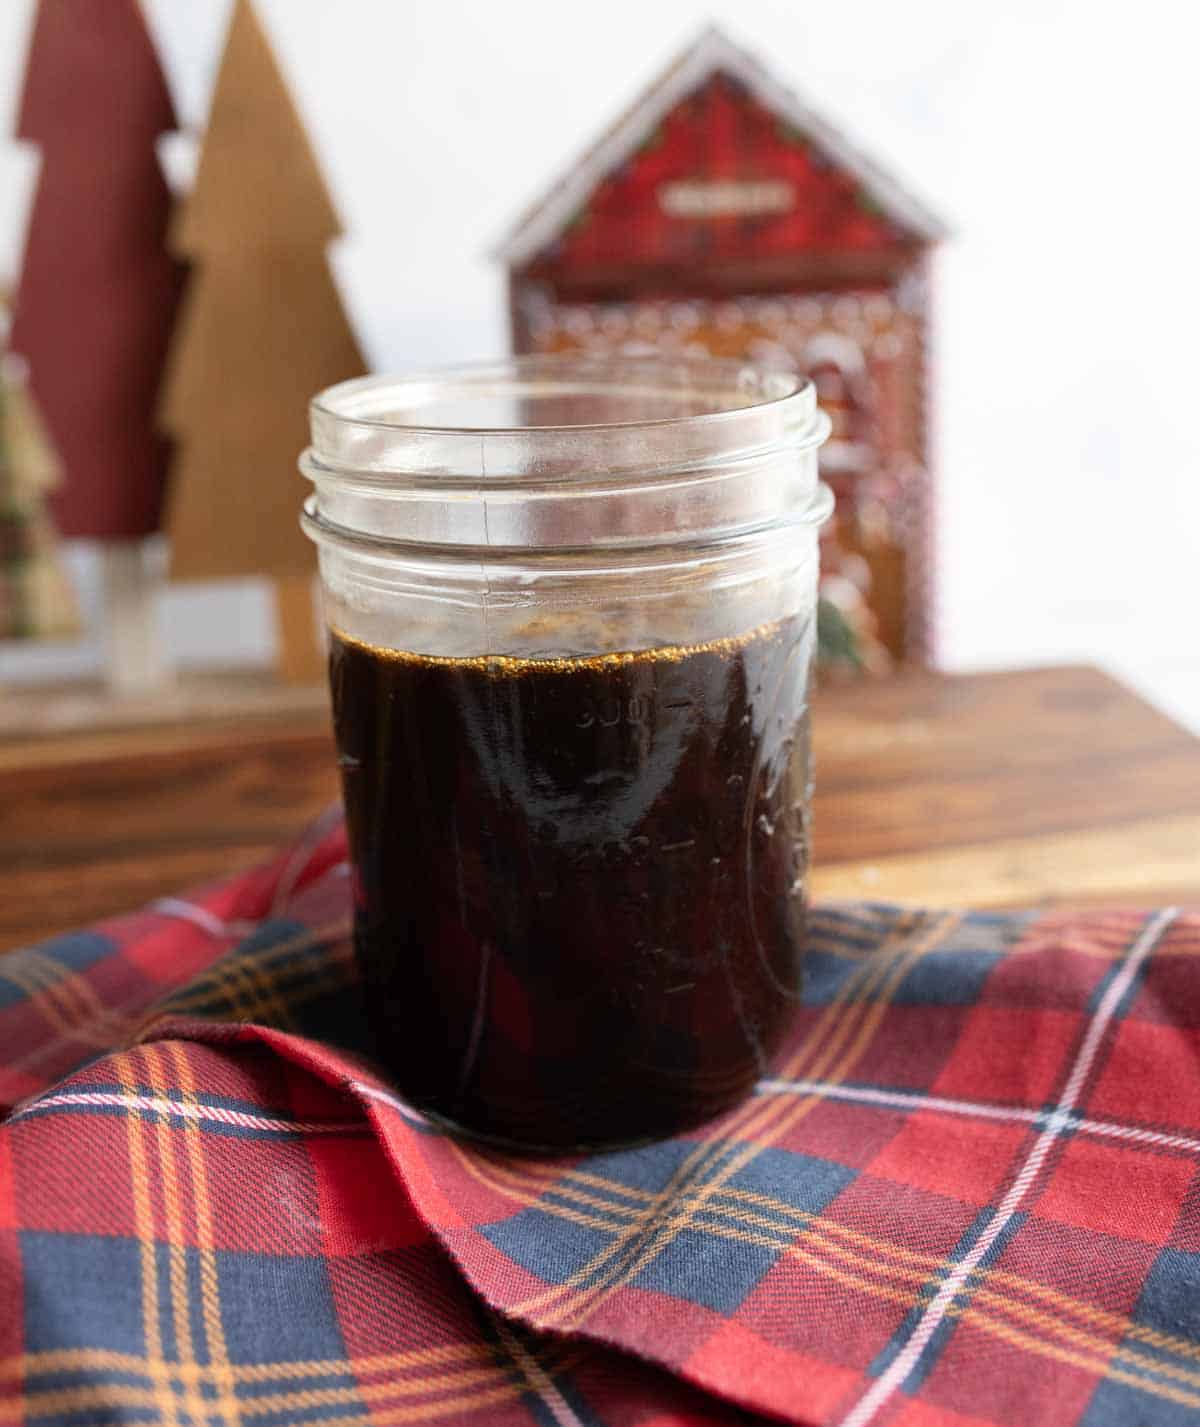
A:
0;351;80;642
10;0;185;689
496;27;948;670
162;0;365;685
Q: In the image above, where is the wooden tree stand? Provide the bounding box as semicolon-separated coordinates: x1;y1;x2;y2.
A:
272;573;325;685
100;540;170;693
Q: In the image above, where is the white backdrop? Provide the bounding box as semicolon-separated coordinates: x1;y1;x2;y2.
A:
1;0;1198;728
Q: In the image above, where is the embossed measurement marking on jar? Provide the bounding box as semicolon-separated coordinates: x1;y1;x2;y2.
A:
576;696;652;728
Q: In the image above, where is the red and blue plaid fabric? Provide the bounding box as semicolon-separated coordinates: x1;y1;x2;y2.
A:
2;814;1199;1426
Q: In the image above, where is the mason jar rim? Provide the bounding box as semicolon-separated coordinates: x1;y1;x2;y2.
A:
310;353;819;439
301;354;831;552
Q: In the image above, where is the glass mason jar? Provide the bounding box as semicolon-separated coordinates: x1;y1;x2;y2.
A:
301;356;831;1150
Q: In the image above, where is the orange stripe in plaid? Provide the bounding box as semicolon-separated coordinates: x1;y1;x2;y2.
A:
722;1187;1200;1376
452;1155;1200;1415
0;983;162;1094
0;1343;496;1383
163;1039;242;1427
467;1114;1200;1375
111;1046;180;1427
839;907;1178;1427
147;895;291;1025
498;921;911;1318
0;1372;531;1424
158;920;352;1021
490;1313;584;1427
0;950;107;1047
235;925;316;1030
535;911;962;1330
23;947;113;1029
194;929;292;1029
719;1198;1200;1399
451;1141;1200;1398
0;919;343;1102
153;922;329;1010
6;1119;1197;1419
0;1344;589;1424
769;1218;1200;1414
556;1166;1200;1410
303;1381;532;1426
138;1043;208;1426
0;1344;580;1424
498;909;926;1326
746;1210;1200;1413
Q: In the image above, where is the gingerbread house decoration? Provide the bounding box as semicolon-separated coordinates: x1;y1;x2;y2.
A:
495;27;948;667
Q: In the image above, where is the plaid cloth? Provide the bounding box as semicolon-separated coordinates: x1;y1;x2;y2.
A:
2;814;1199;1427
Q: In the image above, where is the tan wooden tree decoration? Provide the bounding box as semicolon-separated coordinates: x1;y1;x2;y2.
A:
0;353;80;642
163;0;364;682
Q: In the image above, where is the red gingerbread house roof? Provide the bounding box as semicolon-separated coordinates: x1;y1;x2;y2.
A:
495;27;948;273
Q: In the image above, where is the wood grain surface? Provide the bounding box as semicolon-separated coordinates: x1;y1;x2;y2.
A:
1;664;1197;950
811;665;1200;909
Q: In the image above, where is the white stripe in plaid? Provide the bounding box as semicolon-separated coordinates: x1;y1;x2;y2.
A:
11;1090;367;1135
837;904;1179;1427
760;1077;1200;1156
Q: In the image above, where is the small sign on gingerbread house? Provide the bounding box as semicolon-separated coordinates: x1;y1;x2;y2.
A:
495;27;948;670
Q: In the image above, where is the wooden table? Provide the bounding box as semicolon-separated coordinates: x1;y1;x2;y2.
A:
2;664;1198;950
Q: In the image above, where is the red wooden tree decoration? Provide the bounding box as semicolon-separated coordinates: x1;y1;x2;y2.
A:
10;0;184;686
163;0;365;684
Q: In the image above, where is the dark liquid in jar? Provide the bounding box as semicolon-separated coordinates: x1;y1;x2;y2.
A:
330;615;812;1149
